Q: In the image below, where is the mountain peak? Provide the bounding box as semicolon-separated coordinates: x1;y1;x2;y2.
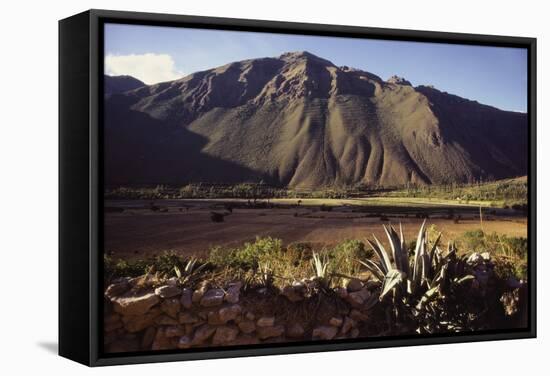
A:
387;75;412;86
279;51;335;66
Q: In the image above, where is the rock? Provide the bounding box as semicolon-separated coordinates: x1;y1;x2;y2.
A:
207;311;225;325
161;298;181;318
245;312;255;321
212;326;239;345
231;334;260;346
387;75;412;86
257;316;275;327
154;285;181;298
225;282;242;304
334;287;348;299
350;328;360;338
363;292;379;310
219;305;242;323
104;319;123;332
346;278;363;292
467;252;484;265
257;325;285;340
329;317;343;327
141;327;156;349
192;325;216;345
346;287;371;307
286;323;305;338
349;309;369;322
281;285;304;302
184;324;195;336
192;287;207;303
341;317;356;335
177;335;192;349
104;312;121;325
155;314;179;326
166;277;178;286
179;312;199;324
121;308;161;333
165;325;186;338
364;280;382;291
180;288;193;309
312;326;338;340
104;280;130;300
200;289;225;307
112;291;160;316
151;328;172;351
104;313;122;332
238;320;256;334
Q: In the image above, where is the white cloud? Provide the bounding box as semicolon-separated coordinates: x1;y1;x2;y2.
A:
105;53;183;85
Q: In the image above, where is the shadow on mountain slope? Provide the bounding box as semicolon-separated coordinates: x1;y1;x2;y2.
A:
104;96;271;186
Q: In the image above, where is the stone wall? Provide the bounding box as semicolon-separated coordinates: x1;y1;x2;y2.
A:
103;277;380;353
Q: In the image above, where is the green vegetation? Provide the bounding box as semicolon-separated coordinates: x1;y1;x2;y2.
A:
382;177;527;209
105;225;526;288
104;183;355;201
105;223;527;334
457;229;528;280
105;177;527;213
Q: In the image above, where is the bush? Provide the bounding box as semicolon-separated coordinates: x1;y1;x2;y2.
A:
208;237;283;270
329;239;371;276
104;251;197;280
458;230;527;280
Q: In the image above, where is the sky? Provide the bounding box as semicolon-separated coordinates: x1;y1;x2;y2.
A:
104;23;528;112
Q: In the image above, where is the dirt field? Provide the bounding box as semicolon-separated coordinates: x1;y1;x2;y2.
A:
104;198;527;260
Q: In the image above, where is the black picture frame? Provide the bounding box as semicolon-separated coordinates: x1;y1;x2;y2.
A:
59;8;537;367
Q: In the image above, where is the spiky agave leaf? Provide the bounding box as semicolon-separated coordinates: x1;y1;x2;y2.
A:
383;224;406;272
366;234;393;273
312;252;329;278
412;220;427;293
379;269;406;300
399;223;410;276
416;285;440;310
174;265;182;279
428;232;442;266
357;258;385;281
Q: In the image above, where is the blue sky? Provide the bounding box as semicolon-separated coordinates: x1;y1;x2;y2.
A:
105;23;527;112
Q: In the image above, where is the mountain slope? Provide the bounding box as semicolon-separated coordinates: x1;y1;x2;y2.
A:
104;75;145;95
104;51;527;188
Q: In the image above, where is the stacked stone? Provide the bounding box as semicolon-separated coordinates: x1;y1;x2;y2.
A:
103;277;379;352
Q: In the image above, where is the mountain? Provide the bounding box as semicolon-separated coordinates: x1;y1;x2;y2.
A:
104;51;528;188
104;75;145;95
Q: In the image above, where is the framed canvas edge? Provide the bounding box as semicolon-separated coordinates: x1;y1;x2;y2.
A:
81;8;537;367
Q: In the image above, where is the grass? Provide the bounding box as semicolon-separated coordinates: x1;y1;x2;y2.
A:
105;225;527;288
380;177;527;209
104;177;527;207
456;229;528;280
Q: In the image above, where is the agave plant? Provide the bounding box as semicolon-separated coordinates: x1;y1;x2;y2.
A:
256;261;275;287
309;251;334;289
174;257;207;285
360;221;476;333
311;252;329;279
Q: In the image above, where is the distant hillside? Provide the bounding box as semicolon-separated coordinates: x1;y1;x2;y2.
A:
104;51;528;188
104;75;145;95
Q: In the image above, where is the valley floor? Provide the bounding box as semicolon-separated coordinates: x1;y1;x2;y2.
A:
104;197;527;259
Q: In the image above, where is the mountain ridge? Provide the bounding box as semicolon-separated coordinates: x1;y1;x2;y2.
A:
104;51;527;188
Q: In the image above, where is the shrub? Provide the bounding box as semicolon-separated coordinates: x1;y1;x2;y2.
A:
329;239;371;277
208;237;283;270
